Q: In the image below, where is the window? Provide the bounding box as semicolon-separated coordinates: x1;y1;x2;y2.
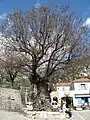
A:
53;97;58;102
80;84;86;90
52;102;54;105
63;87;65;91
70;85;74;90
55;102;57;105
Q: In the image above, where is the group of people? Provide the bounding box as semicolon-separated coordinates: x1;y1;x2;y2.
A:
60;97;72;119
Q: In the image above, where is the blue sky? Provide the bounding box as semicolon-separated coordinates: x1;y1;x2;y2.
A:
0;0;90;25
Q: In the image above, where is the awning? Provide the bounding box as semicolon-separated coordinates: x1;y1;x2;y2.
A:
75;94;90;97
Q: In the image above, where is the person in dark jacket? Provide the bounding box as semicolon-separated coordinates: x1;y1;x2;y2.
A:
65;96;72;118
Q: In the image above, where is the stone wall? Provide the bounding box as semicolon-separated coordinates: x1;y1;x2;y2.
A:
24;111;65;120
0;88;23;111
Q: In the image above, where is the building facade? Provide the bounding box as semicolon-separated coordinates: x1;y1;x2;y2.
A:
50;77;90;108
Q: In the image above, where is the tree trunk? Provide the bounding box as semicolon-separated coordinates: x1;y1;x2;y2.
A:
11;79;14;88
33;81;52;111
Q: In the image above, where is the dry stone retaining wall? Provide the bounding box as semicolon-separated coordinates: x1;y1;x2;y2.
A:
0;88;23;111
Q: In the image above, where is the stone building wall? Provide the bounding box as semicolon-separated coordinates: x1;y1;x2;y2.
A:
0;88;23;111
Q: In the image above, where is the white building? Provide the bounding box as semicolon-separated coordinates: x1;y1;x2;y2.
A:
70;77;90;107
50;77;90;108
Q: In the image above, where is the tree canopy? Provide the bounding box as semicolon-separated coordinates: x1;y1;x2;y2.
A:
0;5;89;110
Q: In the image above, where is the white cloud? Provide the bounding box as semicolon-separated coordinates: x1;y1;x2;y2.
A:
0;13;7;20
84;18;90;27
34;3;41;8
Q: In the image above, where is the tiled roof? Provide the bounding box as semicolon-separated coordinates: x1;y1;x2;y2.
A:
73;77;90;83
56;77;90;86
56;82;71;86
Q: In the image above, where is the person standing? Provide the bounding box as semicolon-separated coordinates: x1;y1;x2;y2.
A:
61;97;72;119
65;96;72;119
